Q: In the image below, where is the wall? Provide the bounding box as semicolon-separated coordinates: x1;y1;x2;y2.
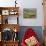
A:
0;0;15;7
0;0;44;26
19;0;44;26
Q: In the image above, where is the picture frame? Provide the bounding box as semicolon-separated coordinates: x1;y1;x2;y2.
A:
9;10;17;15
23;8;37;18
2;10;9;15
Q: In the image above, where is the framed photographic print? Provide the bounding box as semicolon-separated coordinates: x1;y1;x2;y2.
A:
10;11;15;15
2;10;9;15
9;10;17;15
23;8;37;18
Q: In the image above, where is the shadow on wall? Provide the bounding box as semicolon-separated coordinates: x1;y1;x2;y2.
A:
18;26;44;45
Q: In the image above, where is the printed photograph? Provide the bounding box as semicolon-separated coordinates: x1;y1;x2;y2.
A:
23;8;37;18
